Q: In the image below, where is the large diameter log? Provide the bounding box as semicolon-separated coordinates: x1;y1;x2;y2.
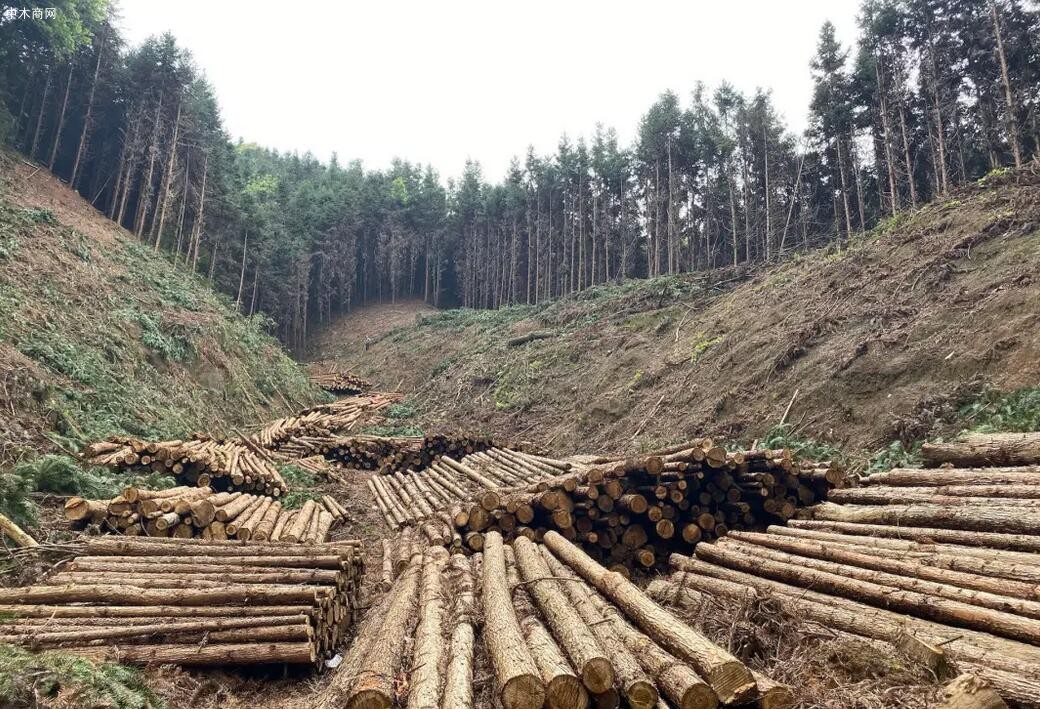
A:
540;547;659;709
542;531;753;704
513;537;614;694
441;554;476;709
407;549;450;709
695;541;1040;645
863;466;1040;487
787;519;1040;554
521;616;590;709
481;532;545;709
345;560;422;709
808;501;1040;535
828;487;1040;507
922;433;1040;468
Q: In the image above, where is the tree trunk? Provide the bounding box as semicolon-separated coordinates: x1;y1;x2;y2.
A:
29;67;52;160
0;513;37;548
48;63;74;171
989;0;1022;168
787;519;1040;554
153;98;182;249
927;41;951;194
808;501;1040;535
135;90;164;238
898;101;919;208
938;673;1008;709
71;35;105;188
875;57;900;215
441;554;476;709
407;549;449;709
190;155;209;272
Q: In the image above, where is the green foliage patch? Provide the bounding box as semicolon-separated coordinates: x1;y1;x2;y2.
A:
0;644;161;708
958;386;1040;434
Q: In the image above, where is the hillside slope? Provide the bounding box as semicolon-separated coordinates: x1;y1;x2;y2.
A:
0;153;325;467
309;166;1040;456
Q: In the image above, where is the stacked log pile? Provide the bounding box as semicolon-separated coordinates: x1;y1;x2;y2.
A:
370;439;844;570
64;485;349;542
648;431;1040;706
0;537;363;667
82;436;288;496
282;432;500;473
317;530;790;709
254;393;400;451
310;372;372;395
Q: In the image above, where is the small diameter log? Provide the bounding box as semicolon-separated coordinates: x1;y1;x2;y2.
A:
441;554;476;709
482;532;545;709
0;513;38;548
808;502;1040;535
513;537;614;694
407;548;450;709
786;520;1040;554
543;531;753;704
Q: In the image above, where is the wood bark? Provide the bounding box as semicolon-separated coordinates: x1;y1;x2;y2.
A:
0;513;38;547
922;434;1040;468
513;536;614;694
441;554;476;709
787;519;1040;553
938;673;1008;709
808;501;1040;535
542;531;753;704
407;548;449;709
481;532;545;709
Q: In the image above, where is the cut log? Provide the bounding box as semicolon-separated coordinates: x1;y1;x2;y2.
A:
937;673;1009;709
481;532;545;709
922;433;1040;468
808;501;1040;535
441;554;476;709
787;519;1040;554
0;513;37;548
513;537;613;694
407;548;449;709
542;531;753;704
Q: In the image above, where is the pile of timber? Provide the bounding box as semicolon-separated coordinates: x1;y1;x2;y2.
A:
0;537;363;667
82;435;288;496
646;431;1040;706
310;372;372;395
64;485;349;542
318;530;791;709
369;439;844;570
254;393;400;451
285;432;500;473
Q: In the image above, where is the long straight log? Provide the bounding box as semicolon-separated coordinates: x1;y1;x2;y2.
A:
407;549;449;709
482;532;545;709
862;467;1040;487
787;519;1040;553
828;488;1040;507
513;537;614;694
808;501;1040;535
51;640;316;665
542;531;754;704
922;433;1040;468
696;541;1040;644
441;554;476;709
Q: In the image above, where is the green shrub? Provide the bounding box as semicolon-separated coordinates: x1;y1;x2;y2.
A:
760;424;845;463
867;440;922;474
959;386;1040;434
0;644;161;708
0;467;37;529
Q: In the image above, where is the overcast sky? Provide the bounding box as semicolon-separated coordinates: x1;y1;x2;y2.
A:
117;0;861;182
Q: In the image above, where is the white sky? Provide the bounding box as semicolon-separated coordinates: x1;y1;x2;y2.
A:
117;0;861;182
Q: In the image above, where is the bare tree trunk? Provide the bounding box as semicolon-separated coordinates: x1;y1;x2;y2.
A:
173;155;190;267
48;63;73;171
153;99;182;250
875;57;900;215
898;101;919;208
990;0;1022;168
236;233;249;308
135;91;164;238
249;265;260;316
71;36;105;188
850;130;867;233
836;138;854;236
927;42;951;194
191;155;209;273
29;67;52;160
763;127;771;260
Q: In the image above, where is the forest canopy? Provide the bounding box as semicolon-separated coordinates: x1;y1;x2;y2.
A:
2;0;1038;350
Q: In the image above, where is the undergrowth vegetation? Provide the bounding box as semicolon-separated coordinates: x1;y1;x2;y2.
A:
0;644;161;708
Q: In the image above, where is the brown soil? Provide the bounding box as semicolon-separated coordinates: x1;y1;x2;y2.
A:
308;167;1040;459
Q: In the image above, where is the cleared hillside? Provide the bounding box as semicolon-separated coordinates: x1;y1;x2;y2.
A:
0;152;325;467
310;166;1040;456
